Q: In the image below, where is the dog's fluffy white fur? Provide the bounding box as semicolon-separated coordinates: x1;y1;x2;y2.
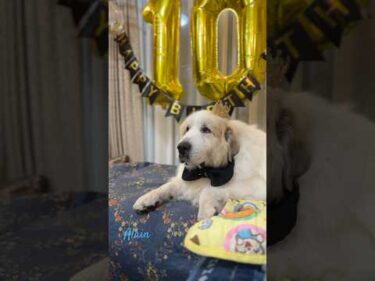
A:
268;90;375;280
133;110;266;220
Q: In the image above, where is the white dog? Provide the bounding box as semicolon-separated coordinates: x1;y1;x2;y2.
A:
133;105;266;220
268;89;375;280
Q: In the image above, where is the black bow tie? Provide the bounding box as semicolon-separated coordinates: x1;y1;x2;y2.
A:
182;161;235;187
268;182;299;246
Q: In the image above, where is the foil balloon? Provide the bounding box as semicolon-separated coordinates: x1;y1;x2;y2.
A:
143;0;183;104
191;0;266;100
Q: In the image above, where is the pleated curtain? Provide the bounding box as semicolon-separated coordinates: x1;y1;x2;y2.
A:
109;0;145;162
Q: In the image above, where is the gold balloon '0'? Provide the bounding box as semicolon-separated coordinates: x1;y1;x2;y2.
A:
191;0;266;100
143;0;183;103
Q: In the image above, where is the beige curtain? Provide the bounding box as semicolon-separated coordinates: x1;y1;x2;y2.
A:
0;0;86;191
109;0;144;162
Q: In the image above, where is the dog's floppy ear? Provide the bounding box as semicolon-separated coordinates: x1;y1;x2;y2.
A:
225;125;239;161
276;108;311;191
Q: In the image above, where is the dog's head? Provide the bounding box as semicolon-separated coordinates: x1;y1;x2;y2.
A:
177;110;239;169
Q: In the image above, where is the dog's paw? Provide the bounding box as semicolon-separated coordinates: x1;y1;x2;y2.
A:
197;205;217;221
133;191;161;213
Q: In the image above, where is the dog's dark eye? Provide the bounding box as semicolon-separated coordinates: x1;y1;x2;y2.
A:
201;126;211;134
186;126;190;132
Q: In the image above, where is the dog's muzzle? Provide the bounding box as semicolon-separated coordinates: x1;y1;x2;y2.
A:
177;141;191;162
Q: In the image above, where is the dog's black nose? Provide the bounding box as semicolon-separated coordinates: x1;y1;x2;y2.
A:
177;142;191;156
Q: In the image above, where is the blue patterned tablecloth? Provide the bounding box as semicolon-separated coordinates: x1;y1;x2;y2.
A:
0;192;107;281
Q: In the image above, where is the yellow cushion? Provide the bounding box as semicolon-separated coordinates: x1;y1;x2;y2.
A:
184;199;266;264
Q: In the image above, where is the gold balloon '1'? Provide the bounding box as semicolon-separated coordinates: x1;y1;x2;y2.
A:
143;0;266;103
191;0;266;100
143;0;183;103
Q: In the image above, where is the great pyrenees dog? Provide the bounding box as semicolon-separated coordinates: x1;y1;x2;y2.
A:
268;89;375;280
133;104;266;220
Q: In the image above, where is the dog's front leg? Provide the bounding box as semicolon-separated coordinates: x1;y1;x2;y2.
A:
133;178;180;212
197;187;229;221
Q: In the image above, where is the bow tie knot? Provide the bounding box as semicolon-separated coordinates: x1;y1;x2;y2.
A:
181;160;235;187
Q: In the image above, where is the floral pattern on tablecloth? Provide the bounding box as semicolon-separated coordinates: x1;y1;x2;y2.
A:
0;192;107;281
109;162;199;281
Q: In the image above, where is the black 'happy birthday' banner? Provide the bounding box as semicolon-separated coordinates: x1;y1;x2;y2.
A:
115;32;261;122
268;0;363;82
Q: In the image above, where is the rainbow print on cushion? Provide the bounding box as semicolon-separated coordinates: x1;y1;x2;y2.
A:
184;199;266;264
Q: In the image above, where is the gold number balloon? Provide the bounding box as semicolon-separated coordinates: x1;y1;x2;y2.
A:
191;0;266;100
143;0;183;103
